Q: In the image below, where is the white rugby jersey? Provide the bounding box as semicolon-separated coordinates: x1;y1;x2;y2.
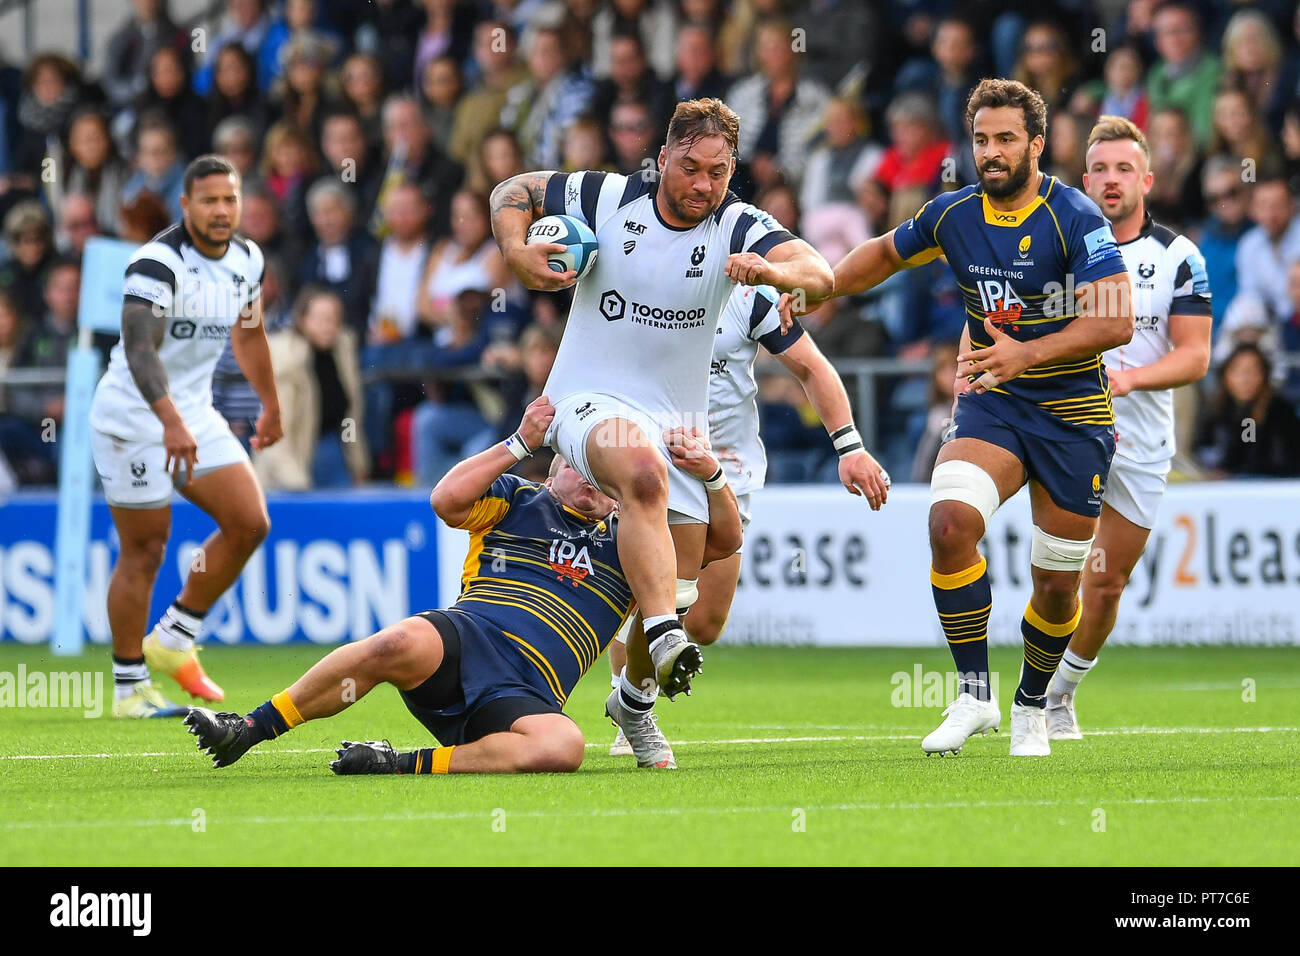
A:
90;224;265;441
708;283;805;495
541;170;794;435
1103;214;1211;463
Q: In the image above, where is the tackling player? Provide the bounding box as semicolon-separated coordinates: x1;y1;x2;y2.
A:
90;155;281;717
606;282;891;756
184;397;741;773
1045;116;1212;737
814;79;1135;756
488;99;834;729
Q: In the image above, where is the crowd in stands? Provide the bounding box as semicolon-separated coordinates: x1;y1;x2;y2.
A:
2;0;1300;493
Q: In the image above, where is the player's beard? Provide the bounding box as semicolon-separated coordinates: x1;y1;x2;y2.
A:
979;148;1033;200
664;186;719;224
190;216;235;251
1104;189;1142;225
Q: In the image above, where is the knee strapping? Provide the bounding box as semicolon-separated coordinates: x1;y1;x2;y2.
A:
930;460;1001;529
1030;525;1095;572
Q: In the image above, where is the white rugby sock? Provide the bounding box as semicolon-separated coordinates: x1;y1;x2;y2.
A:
112;656;149;700
154;601;204;651
618;667;657;713
1049;648;1096;700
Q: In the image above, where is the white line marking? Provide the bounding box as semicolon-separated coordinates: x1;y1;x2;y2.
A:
2;795;1296;832
3;726;1297;761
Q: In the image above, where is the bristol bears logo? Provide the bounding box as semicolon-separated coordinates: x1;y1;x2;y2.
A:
1138;262;1155;279
685;245;706;278
599;289;626;321
171;320;196;339
130;461;146;478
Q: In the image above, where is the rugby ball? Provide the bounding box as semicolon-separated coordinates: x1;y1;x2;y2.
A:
525;214;599;281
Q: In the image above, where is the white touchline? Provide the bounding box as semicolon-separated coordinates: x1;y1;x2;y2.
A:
2;725;1298;760
2;794;1297;832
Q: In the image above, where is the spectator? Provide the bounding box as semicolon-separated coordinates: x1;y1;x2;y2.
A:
1146;1;1220;148
300;178;380;336
1012;20;1079;115
800;96;882;214
448;21;528;170
896;15;981;152
56;192;102;260
1144;107;1204;232
716;0;788;79
1212;293;1278;369
122;118;186;219
58;109;131;235
499;26;594;170
484;320;562;444
193;0;274;96
526;0;599;73
4;259;80;484
672;23;730;103
592;0;677;82
754;183;799;233
256;286;368;489
591;29;674;132
305;110;384;232
269;34;340;143
101;0;189;111
375;93;464;238
206;43;270;139
1220;8;1286;134
608;100;658;177
420;56;463;151
351;0;424;94
1280;259;1300;405
1044;112;1090;188
1283;105;1300;194
0;201;55;320
259;0;341;93
339;53;388;153
1208;87;1279;176
411;287;498;485
728;18;831;189
0;290;46;483
1071;45;1149;131
873;92;951;227
910;341;960;482
1233;176;1300;323
416;189;513;332
468;127;526;194
117;191;171;243
14;54;86;179
413;0;474;93
1195;157;1251;336
211;115;262;184
370;183;431;346
1195;342;1300;477
129;45;206;159
239;183;300;277
259;120;318;218
560;117;612;173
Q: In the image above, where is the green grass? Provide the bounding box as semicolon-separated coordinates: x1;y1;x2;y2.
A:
1;643;1296;865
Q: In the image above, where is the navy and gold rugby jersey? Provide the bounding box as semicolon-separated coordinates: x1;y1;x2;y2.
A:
893;174;1127;429
449;473;633;708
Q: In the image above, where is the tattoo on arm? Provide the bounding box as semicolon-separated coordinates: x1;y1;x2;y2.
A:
489;171;556;220
121;301;170;404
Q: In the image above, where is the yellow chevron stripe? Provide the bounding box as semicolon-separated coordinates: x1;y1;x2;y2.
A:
930;557;987;590
937;602;994;619
465;577;602;661
503;632;566;705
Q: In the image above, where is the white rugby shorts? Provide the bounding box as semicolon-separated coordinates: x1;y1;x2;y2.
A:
545;391;709;524
91;404;249;508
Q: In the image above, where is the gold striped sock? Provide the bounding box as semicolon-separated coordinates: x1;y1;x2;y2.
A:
431;746;455;774
271;691;304;729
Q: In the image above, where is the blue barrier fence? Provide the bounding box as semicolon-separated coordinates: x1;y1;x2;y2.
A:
0;490;440;645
